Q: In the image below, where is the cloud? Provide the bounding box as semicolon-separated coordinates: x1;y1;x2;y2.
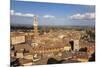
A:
70;12;95;20
10;10;34;17
43;15;55;19
23;13;34;17
11;10;14;15
14;12;22;16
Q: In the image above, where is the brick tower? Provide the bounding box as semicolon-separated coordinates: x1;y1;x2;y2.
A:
33;15;38;37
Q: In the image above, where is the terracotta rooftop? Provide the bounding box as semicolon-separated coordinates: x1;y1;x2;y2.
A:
11;32;25;37
14;44;33;53
19;58;33;65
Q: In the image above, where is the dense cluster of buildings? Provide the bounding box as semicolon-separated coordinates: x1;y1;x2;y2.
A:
10;16;95;66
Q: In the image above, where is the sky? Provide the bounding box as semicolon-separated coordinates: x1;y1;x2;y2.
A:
10;0;95;26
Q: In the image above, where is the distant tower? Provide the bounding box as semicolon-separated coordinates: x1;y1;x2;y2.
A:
43;22;46;34
33;15;38;37
69;39;79;51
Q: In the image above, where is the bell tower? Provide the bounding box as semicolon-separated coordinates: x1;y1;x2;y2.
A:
33;15;38;37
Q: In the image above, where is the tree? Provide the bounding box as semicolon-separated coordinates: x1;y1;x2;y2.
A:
89;52;95;62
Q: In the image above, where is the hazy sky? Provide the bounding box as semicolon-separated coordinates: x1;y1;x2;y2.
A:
11;0;95;26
